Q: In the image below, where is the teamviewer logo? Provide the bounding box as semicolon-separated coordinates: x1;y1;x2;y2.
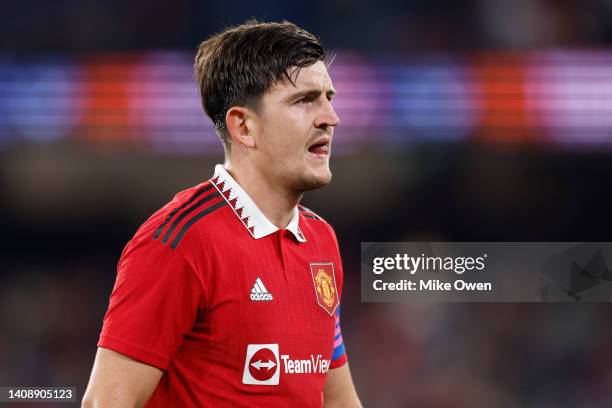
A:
242;344;280;385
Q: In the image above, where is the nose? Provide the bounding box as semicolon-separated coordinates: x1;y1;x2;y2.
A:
314;99;340;129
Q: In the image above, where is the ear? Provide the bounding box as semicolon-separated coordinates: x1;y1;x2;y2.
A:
226;106;256;148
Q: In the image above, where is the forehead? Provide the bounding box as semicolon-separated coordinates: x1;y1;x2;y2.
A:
268;60;334;97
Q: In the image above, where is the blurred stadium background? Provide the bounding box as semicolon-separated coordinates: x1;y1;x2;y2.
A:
2;0;612;406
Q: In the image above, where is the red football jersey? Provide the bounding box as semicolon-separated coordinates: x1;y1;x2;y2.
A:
98;165;348;407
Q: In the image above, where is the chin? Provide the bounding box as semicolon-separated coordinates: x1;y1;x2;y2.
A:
291;169;332;192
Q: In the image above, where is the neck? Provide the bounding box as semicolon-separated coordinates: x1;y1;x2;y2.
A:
224;159;301;229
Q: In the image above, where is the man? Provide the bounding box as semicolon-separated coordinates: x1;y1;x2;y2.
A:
83;20;361;408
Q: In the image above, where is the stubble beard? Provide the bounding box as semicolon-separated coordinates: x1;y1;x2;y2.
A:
287;166;332;193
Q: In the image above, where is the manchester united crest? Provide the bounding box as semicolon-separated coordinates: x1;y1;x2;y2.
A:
309;263;339;316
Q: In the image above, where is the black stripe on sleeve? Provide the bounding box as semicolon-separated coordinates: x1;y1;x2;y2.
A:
170;201;227;249
161;191;221;244
298;205;323;221
153;184;214;240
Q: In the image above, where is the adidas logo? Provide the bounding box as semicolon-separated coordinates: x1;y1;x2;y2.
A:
250;277;273;301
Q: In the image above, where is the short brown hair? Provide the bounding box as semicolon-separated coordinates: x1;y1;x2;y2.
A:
194;20;326;151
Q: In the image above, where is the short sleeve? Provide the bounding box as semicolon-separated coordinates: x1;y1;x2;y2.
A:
98;236;203;370
324;223;347;368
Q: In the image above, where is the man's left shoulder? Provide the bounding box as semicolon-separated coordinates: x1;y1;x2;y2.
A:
298;205;338;239
298;204;329;224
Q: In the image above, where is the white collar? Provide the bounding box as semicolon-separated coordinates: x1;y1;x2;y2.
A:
211;165;306;242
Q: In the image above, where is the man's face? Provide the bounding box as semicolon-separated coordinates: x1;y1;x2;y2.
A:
252;60;340;192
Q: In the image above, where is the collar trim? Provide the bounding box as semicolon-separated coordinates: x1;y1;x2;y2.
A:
211;165;306;242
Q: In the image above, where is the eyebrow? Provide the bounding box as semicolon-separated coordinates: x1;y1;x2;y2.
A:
287;88;336;102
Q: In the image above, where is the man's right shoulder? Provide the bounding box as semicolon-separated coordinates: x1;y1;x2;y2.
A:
129;180;229;251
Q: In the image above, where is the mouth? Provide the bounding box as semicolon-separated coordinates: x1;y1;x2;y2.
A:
307;136;331;158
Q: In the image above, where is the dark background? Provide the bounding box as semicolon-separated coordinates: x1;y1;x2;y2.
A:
2;0;612;406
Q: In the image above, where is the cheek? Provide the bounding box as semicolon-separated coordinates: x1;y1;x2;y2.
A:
260;126;299;158
264;111;310;154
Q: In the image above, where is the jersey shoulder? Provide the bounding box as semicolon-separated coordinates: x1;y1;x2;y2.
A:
130;180;228;251
298;204;328;223
298;204;338;241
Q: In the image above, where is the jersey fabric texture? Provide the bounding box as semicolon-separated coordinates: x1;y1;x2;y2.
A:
98;165;348;407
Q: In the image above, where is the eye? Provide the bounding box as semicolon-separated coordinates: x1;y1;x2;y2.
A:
296;96;314;104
